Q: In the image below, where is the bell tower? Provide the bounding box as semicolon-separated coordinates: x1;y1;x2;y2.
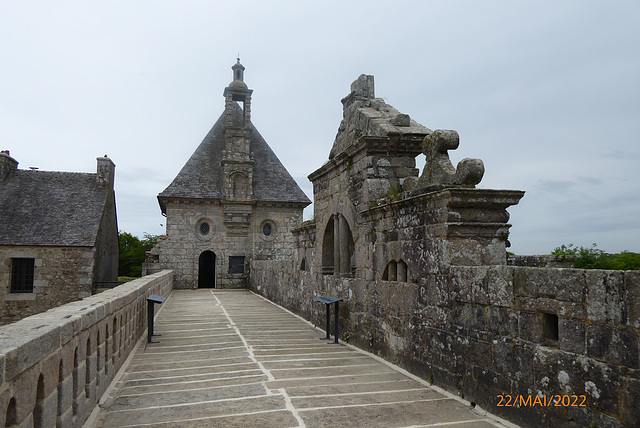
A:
221;58;254;202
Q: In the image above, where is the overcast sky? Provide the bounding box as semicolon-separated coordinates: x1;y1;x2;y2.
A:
1;1;638;255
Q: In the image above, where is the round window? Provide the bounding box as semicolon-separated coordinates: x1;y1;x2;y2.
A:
200;222;210;235
263;223;272;236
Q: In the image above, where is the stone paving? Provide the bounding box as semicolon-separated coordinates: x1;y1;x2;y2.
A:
91;290;515;428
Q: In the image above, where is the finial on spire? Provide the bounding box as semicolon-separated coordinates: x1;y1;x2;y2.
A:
231;57;245;82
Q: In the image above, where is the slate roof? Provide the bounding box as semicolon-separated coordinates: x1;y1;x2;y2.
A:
0;170;109;247
158;103;311;212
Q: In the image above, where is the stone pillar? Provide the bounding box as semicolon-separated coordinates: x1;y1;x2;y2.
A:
389;261;397;281
333;214;340;276
244;97;251;126
397;261;407;282
339;215;350;277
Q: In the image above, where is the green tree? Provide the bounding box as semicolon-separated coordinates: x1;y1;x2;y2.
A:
118;232;159;277
551;243;640;270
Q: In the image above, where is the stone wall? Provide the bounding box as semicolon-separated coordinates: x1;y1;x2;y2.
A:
250;261;640;428
144;201;303;289
0;246;95;325
249;75;640;427
0;270;173;428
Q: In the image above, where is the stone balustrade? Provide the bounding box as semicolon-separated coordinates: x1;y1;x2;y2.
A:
0;270;173;428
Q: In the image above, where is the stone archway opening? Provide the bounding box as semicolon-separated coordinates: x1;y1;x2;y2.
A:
322;216;335;275
198;251;216;288
321;213;355;277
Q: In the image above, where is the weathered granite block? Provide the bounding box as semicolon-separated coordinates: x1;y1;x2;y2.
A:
451;303;486;334
585;269;626;325
3;323;60;382
492;341;535;387
625;270;640;328
34;392;58;428
558;317;586;354
451;266;514;307
485;306;518;338
620;376;640;427
513;266;585;301
587;323;639;368
515;296;586;319
518;311;543;343
57;376;73;419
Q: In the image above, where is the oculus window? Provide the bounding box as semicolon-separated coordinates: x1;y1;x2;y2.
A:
263;223;272;236
200;222;210;235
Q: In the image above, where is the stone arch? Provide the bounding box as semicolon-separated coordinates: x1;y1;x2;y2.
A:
321;213;355;277
342;217;355;277
383;259;410;282
383;260;397;281
198;250;216;288
321;216;335;275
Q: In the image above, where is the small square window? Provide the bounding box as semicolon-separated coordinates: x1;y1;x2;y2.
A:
11;258;35;293
229;256;245;274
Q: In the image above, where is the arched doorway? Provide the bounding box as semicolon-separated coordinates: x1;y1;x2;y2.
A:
198;251;216;288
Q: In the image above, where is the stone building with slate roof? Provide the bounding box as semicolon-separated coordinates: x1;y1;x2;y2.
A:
0;152;118;325
144;60;310;289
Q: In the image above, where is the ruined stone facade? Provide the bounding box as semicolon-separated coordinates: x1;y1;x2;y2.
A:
0;154;119;325
250;76;640;427
144;61;310;289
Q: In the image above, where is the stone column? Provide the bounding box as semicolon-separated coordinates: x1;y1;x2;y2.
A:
339;215;350;277
397;261;407;282
333;214;340;276
389;261;397;281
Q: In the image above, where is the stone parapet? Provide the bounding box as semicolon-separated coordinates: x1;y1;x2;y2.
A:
0;270;173;427
250;261;640;428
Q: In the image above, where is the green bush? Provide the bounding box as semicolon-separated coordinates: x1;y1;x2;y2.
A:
551;243;640;270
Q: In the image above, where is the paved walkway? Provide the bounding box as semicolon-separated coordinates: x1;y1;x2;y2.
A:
92;290;513;428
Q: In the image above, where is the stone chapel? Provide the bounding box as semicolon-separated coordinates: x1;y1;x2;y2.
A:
144;60;310;288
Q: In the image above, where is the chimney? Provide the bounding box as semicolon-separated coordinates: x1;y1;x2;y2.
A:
96;156;116;190
0;150;18;182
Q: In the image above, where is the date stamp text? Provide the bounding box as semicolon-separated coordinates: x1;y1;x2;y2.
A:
497;394;587;407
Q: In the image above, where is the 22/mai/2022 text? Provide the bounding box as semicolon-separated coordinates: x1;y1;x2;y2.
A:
497;395;587;407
